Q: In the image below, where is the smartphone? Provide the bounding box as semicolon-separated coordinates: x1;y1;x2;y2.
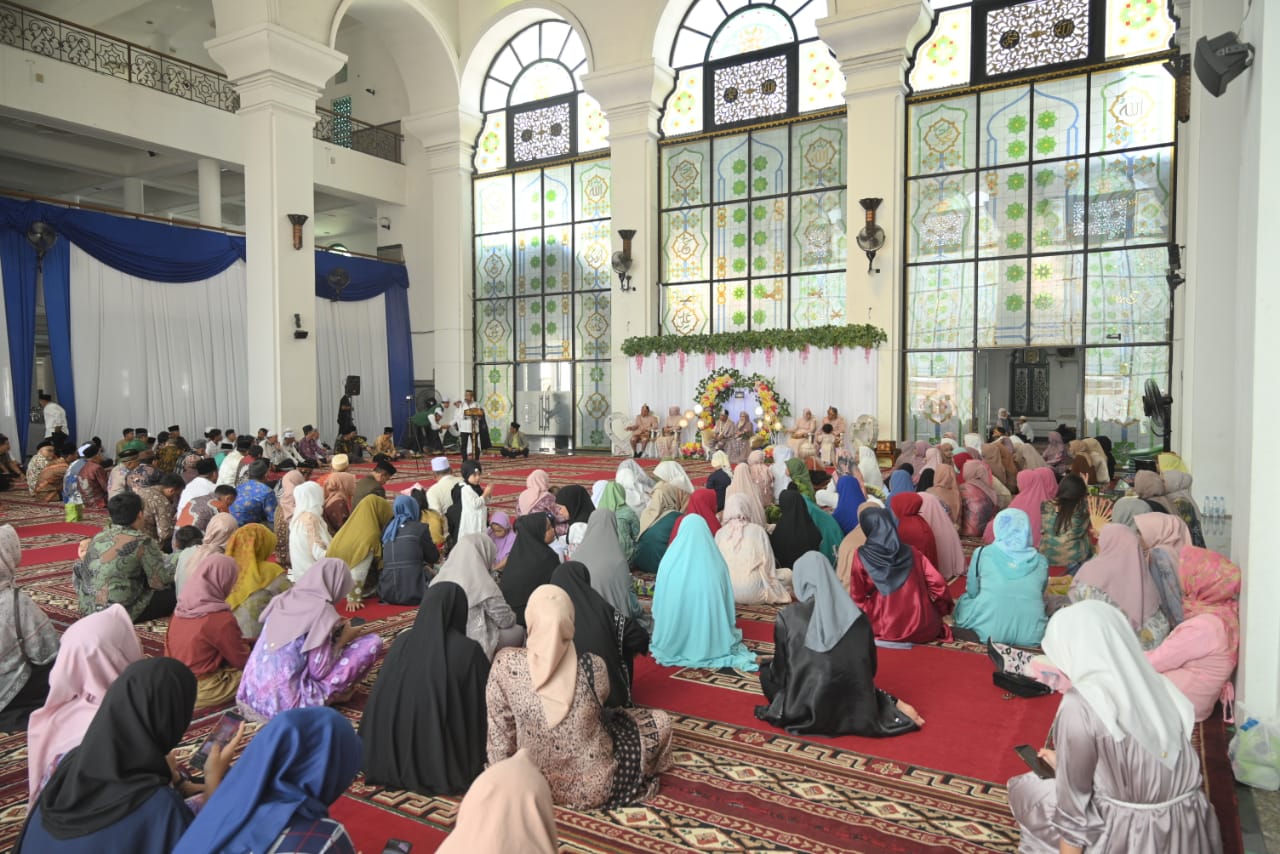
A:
348;617;367;627
190;711;244;770
381;840;413;853
1014;744;1055;779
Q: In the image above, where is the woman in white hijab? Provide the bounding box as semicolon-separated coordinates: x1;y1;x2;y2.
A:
652;459;695;495
1008;600;1222;854
716;494;791;605
614;459;653;517
857;446;886;494
287;482;331;582
770;446;795;501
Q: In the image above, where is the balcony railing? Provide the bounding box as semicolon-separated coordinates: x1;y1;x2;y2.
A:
0;1;404;164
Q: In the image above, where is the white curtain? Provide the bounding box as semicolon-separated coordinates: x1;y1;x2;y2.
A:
0;262;17;450
314;295;391;443
69;246;249;442
628;347;878;437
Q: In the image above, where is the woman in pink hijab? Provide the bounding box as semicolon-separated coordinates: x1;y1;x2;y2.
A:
917;492;966;580
926;463;962;525
1069;524;1171;650
985;468;1057;546
1134;514;1193;559
517;470;569;533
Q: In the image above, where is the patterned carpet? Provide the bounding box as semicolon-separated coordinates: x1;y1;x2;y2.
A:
0;452;1243;853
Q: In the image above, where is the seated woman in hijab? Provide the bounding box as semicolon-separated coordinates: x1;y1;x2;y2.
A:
1007;601;1223;854
27;605;141;802
756;552;923;738
432;533;523;658
718;494;792;605
325;495;393;605
557;483;596;529
165;555;252;708
784;457;817;503
517;471;570;533
769;446;795;500
652;516;759;670
655;406;683;460
573;509;648;630
19;658;240;854
436;750;559;854
925;462;962;527
1068;438;1110;485
1161;471;1206;548
486;585;673;809
1038;474;1095;569
174;707;359;854
0;525;59;730
237;559;381;722
1068;524;1170;650
705;451;733;511
1041;430;1071;477
770;490;823;571
846;507;953;644
553;562;650;708
986;468;1058;546
959;460;999;537
379;494;440;606
831;475;868;536
982;439;1017;491
597;481;641;563
321;461;356;533
886;493;940;569
498;514;561;627
633;482;689;575
224;523;290;639
726;412;755;465
671;487;721;542
801;487;844;564
747;450;775;508
287;482;331;583
614;459;653;517
361;582;489;795
1132;470;1176;517
725;462;769;527
917;492;967;580
653;459;695;495
953;509;1048;646
488;510;516;570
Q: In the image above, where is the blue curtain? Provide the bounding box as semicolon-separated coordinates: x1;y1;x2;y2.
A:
0;228;37;451
383;285;415;444
42;239;76;441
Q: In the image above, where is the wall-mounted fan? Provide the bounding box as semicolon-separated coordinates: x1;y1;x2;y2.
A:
26;222;57;272
1141;378;1173;451
326;267;350;300
855;198;885;273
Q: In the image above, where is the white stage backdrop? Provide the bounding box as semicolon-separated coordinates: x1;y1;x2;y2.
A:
0;262;17;451
314;295;391;444
70;246;249;443
627;347;878;439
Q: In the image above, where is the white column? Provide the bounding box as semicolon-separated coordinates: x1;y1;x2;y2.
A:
122;177;145;213
583;60;673;421
207;25;345;434
196;157;223;228
821;2;922;438
401;108;482;400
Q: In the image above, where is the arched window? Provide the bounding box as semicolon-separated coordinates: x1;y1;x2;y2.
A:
471;20;613;450
657;0;848;335
901;0;1178;449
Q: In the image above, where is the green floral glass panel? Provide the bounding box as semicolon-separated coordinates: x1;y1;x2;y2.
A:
752;277;788;330
575;160;611;221
514;296;545;361
977;259;1028;346
750;127;788;198
575;361;612;449
756;197;788;278
662;142;710;208
904;351;973;442
1031;159;1085;254
1028;254;1084;345
662;210;710;284
1086;147;1172;249
542;165;571;226
1031;75;1087;162
474;235;512;299
1084;345;1169;437
574;292;611;359
513;171;543;230
980;85;1031;167
713;203;750;280
907;173;975;263
713;134;750;202
791;120;846;191
908;97;976;176
662;284;710;336
473;174;512;234
573;221;611;289
1085;248;1170;345
790;189;846;272
1089;62;1175;153
907;263;974;349
715;280;750;331
540;225;571;293
543;293;571;359
475;299;513;362
790;274;843;330
977;166;1030;258
476;364;513;443
514;229;543;295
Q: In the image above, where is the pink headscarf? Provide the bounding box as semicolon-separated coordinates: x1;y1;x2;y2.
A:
914;445;942;484
276;470;307;523
488;510;517;563
518;470;553;517
258;558;353;652
1073;524;1158;631
27;604;142;801
1178;546;1242;659
175;554;239;619
917;492;965;579
990;468;1057;546
926;463;961;524
1134;513;1192;559
962;460;998;505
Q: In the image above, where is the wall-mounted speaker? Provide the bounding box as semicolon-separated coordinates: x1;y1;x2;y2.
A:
1194;32;1254;98
345;375;361;396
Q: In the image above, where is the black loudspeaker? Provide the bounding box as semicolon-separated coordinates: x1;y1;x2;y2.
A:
345;375;361;396
1194;32;1254;98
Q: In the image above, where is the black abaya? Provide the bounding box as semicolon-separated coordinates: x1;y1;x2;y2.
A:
498;514;561;626
557;484;595;527
769;490;822;570
551;562;649;708
360;582;489;795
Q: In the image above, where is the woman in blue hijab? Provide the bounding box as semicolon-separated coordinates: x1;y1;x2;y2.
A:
831;476;868;536
379;494;439;605
174;707;361;854
953;508;1049;646
651;515;758;671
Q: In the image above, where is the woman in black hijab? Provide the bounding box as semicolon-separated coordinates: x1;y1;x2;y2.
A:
19;657;236;854
769;489;822;570
361;582;489;795
551;562;650;708
556;484;595;527
914;468;936;492
446;461;485;550
498;514;561;626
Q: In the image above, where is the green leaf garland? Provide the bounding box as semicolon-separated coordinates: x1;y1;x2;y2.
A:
621;323;886;357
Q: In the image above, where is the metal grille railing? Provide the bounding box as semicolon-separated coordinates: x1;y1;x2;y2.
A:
315;107;402;163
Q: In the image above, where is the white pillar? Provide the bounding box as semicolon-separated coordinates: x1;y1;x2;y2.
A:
583;60;673;420
122;177;145;213
207;25;345;434
401;108;481;400
820;2;922;438
197;158;223;228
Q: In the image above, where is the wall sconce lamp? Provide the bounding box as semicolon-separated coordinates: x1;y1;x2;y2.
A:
612;229;637;292
287;214;308;250
856;198;885;274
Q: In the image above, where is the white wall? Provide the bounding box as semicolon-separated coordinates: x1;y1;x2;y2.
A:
321;19;411;126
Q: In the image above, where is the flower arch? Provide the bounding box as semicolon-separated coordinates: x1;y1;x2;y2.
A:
693;369;791;433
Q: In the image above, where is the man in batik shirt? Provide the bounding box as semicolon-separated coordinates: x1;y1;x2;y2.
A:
174;484;236;549
127;449;162;493
108;445;142;498
153;432;183;474
75;492;176;623
78;444;110;509
137;474;185;552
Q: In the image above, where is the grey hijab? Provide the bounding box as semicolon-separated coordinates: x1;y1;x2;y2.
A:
793;551;863;653
571;509;642;623
430;533;503;607
1110;496;1153;530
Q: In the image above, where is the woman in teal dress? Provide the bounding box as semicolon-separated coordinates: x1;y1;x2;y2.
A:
633;483;687;575
650;515;757;671
953;508;1049;646
803;493;844;564
596;482;640;564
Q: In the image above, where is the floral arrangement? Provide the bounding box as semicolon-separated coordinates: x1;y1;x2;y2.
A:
691;369;791;437
763;445;775;462
679;441;703;460
621;323;887;357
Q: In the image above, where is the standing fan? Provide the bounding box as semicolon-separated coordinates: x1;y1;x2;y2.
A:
1141;378;1173;451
